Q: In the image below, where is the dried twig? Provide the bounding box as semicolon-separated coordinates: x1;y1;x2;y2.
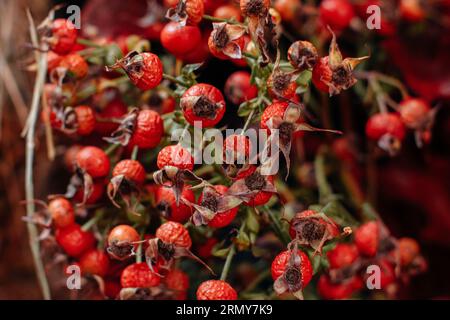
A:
24;8;51;300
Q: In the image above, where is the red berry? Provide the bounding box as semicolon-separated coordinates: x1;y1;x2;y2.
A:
267;71;298;100
48;197;75;229
76;146;110;178
400;0;425;22
181;83;226;127
223;134;256;180
224;71;258;105
208;24;246;60
397;237;420;267
157;145;194;171
271;249;313;288
288;210;340;243
167;0;204;26
354;221;379;257
112;160;146;185
240;0;270;18
95;98;128;135
260;101;289;130
129;110;164;149
160;22;202;57
312;56;333;93
120;262;161;288
165;268;189;300
196;280;237;300
155;184;195;223
47;51;63;73
274;0;301;23
156;221;192;248
326;243;359;269
198;185;238;228
365;113;406;141
104;280;121;299
50;19;77;54
79;249;110;277
74;105;96;136
196;238;218;259
317;274;362;299
320;0;355;31
56;224;95;257
107;225;140;260
398;98;430;128
213;4;242;22
73;181;105;204
59;53;88;79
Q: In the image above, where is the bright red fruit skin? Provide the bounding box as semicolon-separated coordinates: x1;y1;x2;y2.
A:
74;105;96;136
288;209;340;239
108;225;140;246
365;113;406;141
157;145;194;171
156;221;192;248
399;98;430;127
198;185;238;228
112;160;146;185
224;71;258;105
73;181;105;204
208;32;246;60
79;249;110;277
120;262;161;288
320;0;355;31
50;19;77;54
243;175;275;207
76;146;110;178
354;221;379;257
181;83;226;127
165;269;190;300
129;110;164;149
95;99;128;135
155;184;195;223
318;274;362;299
161;22;202;57
312;57;333;93
327;243;359;269
130;53;163;90
260;102;289;130
196;280;237;300
60;54;88;79
48;197;75;229
56;224;95;257
271;249;313;288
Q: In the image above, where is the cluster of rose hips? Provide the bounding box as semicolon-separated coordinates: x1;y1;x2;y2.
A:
28;0;430;300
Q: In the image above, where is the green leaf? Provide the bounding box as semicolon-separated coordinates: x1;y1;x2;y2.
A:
246;209;260;234
212;247;230;258
181;63;203;75
296;70;312;86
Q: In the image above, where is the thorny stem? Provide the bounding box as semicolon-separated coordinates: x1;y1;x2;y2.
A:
24;8;51;300
162;73;189;87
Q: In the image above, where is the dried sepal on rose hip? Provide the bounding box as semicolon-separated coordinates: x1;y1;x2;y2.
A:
47;105;96;136
312;29;368;96
288;40;319;71
267;66;299;100
144;221;214;276
107;224;140;261
365;112;406;156
261;102;341;177
154;183;195;223
271;244;313;300
119;262;164;300
222;134;256;180
227;168;277;207
106;51;163;91
240;0;270;18
289;209;341;254
180;83;226;127
196;280;238;300
104;108;163;148
107;160;146;210
398;98;438;147
166;0;204;26
208;22;247;60
188;184;241;227
247;10;279;66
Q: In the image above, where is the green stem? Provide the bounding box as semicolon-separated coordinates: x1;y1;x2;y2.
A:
243;51;258;60
264;206;290;246
131;145;139;161
314;150;333;204
220;244;236;281
202;14;243;25
136;231;144;263
163;73;189;87
104;143;120;156
77;38;103;48
81;212;103;231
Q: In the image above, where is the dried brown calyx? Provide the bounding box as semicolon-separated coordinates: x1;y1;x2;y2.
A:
244;0;268;17
165;0;188;26
193;96;219;119
61;166;94;206
210;22;247;59
103;108;138;146
107;239;135;261
288;41;318;71
106;51;144;78
245;171;266;191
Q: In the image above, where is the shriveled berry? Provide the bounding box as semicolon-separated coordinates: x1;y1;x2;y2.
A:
157;145;194;171
288;41;318;71
120;262;161;288
196;280;237;300
129;110;164;149
156;221;192;248
112;160;146;185
240;0;270;18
